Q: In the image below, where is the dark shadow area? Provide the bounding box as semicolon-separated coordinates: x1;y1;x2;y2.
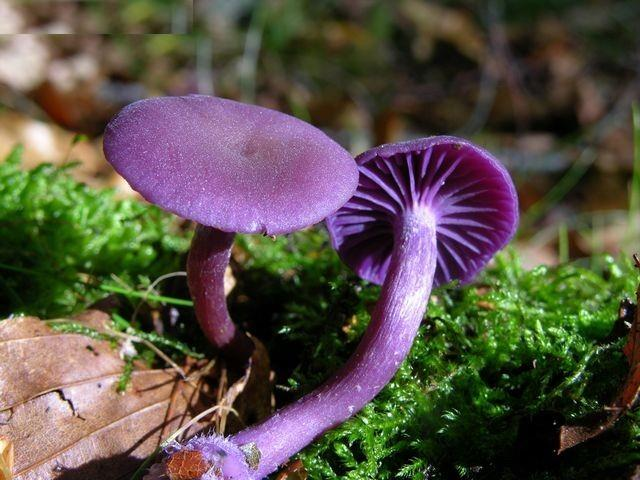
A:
54;452;143;480
230;257;362;407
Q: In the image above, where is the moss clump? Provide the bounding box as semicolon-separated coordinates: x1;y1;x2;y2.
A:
0;146;190;318
2;152;640;479
237;235;640;479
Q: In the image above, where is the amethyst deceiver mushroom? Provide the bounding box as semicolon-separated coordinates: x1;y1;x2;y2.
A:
143;136;518;480
103;95;358;361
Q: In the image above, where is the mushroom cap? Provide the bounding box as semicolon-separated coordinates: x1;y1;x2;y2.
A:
326;136;518;286
103;95;358;235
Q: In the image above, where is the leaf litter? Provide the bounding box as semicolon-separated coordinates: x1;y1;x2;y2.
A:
0;309;270;480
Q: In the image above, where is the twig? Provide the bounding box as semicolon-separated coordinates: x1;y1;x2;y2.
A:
215;362;228;433
186;358;216;382
100;283;193;306
218;356;252;434
105;327;188;380
131;271;187;324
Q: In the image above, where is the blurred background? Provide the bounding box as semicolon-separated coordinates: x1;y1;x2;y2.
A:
1;0;639;268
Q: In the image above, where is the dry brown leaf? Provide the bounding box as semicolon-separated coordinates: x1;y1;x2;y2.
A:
557;413;616;454
0;310;211;480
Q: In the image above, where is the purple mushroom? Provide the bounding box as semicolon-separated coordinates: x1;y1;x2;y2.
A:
143;136;518;480
103;95;358;361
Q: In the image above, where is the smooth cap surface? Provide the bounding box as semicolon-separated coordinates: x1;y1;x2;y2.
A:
104;95;358;235
326;136;518;286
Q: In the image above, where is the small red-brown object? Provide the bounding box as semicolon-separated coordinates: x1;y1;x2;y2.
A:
166;450;212;480
275;459;307;480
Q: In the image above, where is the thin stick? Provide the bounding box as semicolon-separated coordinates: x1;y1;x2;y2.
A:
168;404;239;445
100;284;193;306
106;327;188;380
186;358;216;382
131;271;188;323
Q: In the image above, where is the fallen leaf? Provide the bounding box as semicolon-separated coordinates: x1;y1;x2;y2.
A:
0;311;212;480
557;412;616;454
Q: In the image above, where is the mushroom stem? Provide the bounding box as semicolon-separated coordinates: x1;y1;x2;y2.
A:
187;224;254;362
231;208;437;478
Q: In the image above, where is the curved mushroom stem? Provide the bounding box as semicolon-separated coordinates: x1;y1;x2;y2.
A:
231;208;437;478
187;224;254;363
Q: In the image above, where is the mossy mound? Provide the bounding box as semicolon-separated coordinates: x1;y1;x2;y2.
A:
239;231;640;480
2;150;639;479
0;146;190;318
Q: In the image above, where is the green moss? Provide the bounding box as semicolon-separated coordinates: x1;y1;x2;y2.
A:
237;235;640;479
0;146;190;317
2;150;640;478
